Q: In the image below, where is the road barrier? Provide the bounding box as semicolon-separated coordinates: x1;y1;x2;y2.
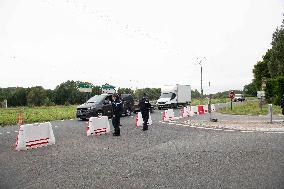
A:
198;105;205;114
203;105;209;113
191;106;198;115
86;116;110;136
211;104;216;111
15;122;55;151
180;106;192;118
136;112;152;127
162;109;174;121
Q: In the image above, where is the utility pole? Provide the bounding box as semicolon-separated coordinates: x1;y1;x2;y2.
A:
197;57;206;98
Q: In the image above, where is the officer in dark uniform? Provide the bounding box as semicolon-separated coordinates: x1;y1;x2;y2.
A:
139;93;151;131
112;93;123;136
281;95;284;118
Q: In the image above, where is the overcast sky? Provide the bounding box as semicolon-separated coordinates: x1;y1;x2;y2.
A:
0;0;283;93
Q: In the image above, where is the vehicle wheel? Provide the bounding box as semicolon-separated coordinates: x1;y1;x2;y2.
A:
158;107;161;110
81;118;87;121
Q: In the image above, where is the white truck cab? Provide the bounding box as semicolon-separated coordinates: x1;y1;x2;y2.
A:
157;84;191;109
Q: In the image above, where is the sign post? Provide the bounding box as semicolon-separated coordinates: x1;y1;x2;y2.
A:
229;91;235;110
268;104;273;124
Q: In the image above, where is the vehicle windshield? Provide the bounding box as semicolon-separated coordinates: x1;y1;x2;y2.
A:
86;95;105;104
160;93;173;98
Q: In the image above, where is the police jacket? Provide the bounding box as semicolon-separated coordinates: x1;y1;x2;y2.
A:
112;99;123;117
281;99;284;109
139;97;151;112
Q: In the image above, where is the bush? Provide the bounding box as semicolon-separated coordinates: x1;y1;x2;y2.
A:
265;76;284;105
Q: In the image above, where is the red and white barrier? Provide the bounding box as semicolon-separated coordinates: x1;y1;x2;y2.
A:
162;109;174;122
86;116;110;136
180;106;192;117
198;105;205;114
15;122;55;151
136;112;152;127
211;104;216;111
203;105;209;113
190;106;198;115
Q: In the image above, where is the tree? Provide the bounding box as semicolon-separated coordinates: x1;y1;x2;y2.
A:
243;83;257;97
117;88;134;95
27;86;47;106
191;89;201;99
252;59;271;90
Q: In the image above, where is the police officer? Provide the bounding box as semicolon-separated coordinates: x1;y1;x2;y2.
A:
112;93;123;136
281;95;284;120
139;93;151;131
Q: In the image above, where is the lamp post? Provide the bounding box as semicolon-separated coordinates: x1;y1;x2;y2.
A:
196;57;206;99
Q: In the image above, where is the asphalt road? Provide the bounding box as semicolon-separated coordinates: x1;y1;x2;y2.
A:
0;109;284;189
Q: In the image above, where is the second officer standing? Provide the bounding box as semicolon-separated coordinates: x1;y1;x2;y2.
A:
112;93;123;136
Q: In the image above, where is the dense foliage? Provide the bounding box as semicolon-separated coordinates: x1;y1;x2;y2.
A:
246;17;284;104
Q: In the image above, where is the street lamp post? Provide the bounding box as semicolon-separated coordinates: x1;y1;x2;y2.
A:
197;57;206;99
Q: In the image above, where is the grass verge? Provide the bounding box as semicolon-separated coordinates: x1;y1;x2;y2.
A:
0;105;77;126
218;101;282;115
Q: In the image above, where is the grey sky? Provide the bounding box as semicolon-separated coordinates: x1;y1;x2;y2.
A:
0;0;283;93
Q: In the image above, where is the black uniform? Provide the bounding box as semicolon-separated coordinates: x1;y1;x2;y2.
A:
281;98;284;115
139;96;151;131
112;99;123;136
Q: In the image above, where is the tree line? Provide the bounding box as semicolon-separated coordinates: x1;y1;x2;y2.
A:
244;16;284;104
0;81;163;107
0;80;210;107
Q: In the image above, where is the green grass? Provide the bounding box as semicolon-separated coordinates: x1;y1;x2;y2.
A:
0;105;77;126
218;101;282;115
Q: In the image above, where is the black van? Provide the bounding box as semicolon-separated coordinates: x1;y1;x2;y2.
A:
76;94;134;120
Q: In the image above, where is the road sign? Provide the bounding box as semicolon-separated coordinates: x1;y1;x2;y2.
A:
79;83;92;93
229;91;235;99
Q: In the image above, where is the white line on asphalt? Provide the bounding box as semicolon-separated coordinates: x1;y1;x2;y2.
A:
265;132;284;134
190;126;196;128
168;123;175;125
183;125;190;127
213;128;223;131
15;131;18;133
224;130;235;132
176;124;183;126
161;122;165;124
61;120;64;121
55;126;58;128
70;119;73;120
204;128;213;130
196;127;204;129
159;121;162;123
241;131;253;133
0;133;2;135
6;131;10;134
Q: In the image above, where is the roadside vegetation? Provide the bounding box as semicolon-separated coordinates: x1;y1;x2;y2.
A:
0;105;77;126
218;101;282;115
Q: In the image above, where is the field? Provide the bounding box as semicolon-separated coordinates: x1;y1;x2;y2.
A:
0;105;77;126
218;101;282;115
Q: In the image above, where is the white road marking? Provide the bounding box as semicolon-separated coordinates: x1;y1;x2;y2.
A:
61;120;64;122
196;127;204;129
176;124;183;126
159;121;162;123
241;130;253;133
0;133;2;135
224;130;235;132
15;131;18;133
265;132;284;134
204;128;213;130
168;123;175;125
190;126;196;128
213;128;223;131
183;125;190;127
55;126;58;128
161;122;165;124
6;131;10;134
70;119;73;120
